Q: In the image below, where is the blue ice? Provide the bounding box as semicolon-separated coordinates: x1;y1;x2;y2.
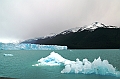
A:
0;43;67;50
33;51;120;77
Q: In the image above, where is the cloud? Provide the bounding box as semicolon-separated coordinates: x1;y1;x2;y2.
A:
0;0;120;40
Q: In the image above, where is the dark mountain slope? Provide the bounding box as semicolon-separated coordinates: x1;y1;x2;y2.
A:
41;28;120;49
22;22;120;49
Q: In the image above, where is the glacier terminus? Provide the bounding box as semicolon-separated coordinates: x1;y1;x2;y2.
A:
0;43;67;50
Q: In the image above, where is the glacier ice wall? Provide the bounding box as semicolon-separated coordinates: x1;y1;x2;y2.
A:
0;43;67;50
33;51;120;77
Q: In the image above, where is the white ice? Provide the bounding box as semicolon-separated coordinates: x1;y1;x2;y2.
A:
0;43;67;50
61;57;120;77
3;54;13;56
33;51;120;77
32;51;68;66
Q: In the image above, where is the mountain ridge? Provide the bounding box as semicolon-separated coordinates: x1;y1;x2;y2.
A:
22;22;120;49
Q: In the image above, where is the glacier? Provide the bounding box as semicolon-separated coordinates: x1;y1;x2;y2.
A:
0;43;67;50
33;51;120;77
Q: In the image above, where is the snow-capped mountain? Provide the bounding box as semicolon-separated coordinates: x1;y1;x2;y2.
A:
79;22;106;31
39;22;107;36
79;22;118;31
25;22;119;41
61;22;119;34
24;22;119;40
22;22;120;49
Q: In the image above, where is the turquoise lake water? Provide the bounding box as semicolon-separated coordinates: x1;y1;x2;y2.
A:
0;49;120;79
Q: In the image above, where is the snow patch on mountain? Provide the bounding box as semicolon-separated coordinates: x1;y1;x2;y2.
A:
80;22;105;31
42;33;57;39
60;27;81;34
60;22;119;35
79;22;119;32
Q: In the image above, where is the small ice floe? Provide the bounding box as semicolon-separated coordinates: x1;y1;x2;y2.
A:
3;54;13;56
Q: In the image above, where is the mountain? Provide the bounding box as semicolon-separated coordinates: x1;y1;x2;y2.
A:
22;22;120;49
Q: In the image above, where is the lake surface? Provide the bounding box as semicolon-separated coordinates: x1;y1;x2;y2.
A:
0;49;120;79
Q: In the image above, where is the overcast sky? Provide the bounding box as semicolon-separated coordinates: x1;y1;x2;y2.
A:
0;0;120;42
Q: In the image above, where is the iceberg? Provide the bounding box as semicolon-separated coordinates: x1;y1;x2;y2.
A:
3;54;13;56
33;51;66;66
61;57;120;77
0;43;67;50
33;51;120;77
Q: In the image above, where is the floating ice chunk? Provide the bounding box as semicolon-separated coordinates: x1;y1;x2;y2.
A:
34;51;68;66
61;57;120;77
33;51;120;77
3;54;13;56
